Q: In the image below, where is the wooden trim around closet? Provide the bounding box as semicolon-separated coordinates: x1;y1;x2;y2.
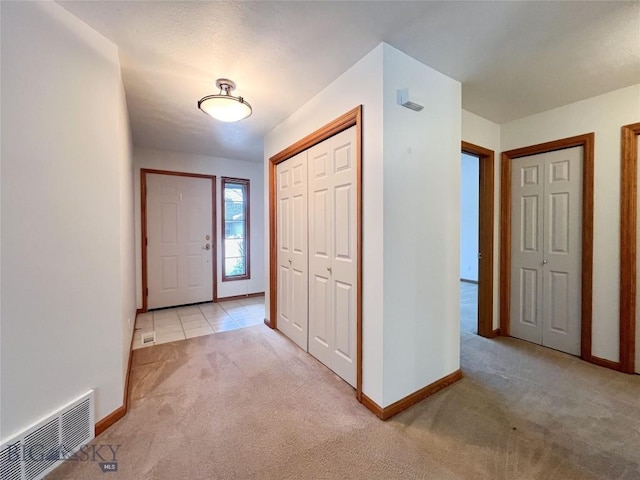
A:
267;106;364;401
361;369;463;420
140;169;217;312
461;141;495;338
620;123;640;373
500;134;597;365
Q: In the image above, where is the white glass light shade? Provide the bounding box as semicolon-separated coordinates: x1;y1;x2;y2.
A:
198;94;252;122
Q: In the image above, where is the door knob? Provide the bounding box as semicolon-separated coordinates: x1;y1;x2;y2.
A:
203;244;211;250
327;267;332;274
288;259;292;265
542;259;547;265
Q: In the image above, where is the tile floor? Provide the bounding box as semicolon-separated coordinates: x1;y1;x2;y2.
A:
459;281;478;334
132;296;265;349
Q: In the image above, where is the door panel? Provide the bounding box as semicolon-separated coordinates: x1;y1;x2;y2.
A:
276;152;308;350
542;147;582;355
511;153;545;345
510;147;582;356
147;174;213;309
308;127;357;386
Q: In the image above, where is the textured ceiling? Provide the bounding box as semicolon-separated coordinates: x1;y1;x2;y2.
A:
57;1;640;162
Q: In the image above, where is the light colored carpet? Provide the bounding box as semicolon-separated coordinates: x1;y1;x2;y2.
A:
48;306;640;479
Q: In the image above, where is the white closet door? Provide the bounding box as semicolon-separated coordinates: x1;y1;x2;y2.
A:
308;127;357;386
510;147;582;355
147;174;213;309
510;153;545;345
276;152;308;350
542;147;582;355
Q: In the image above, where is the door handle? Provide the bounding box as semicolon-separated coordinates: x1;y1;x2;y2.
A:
542;259;547;265
203;244;211;250
327;267;332;274
478;252;482;260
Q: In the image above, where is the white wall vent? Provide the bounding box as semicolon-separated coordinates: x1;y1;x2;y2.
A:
0;391;94;480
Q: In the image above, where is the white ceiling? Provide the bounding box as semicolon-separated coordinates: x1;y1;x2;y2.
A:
57;1;640;163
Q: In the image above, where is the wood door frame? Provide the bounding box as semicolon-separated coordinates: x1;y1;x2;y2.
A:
500;133;597;364
266;106;363;401
140;168;217;312
461;141;496;338
619;122;640;373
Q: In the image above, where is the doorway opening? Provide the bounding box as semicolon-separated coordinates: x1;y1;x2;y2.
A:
460;142;495;338
460;152;480;334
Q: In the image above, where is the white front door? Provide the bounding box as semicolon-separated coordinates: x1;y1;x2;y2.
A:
511;146;582;356
147;173;213;309
308;127;358;386
276;152;309;350
511;147;583;355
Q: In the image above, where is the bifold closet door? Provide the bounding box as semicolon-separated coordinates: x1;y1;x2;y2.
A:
510;146;582;356
276;152;308;350
308;127;357;387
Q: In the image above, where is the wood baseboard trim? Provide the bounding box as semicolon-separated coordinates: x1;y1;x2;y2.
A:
217;292;265;302
361;394;385;419
488;328;501;338
362;369;463;421
460;278;479;284
588;355;622;372
94;321;136;436
95;405;126;436
264;317;275;329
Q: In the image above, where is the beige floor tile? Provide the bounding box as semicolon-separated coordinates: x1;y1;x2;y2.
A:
154;316;181;327
184;325;213;339
219;300;242;310
181;317;209;330
228;311;254;321
199;306;223;316
203;309;231;321
155;323;183;335
180;313;207;323
178;306;202;316
155;330;186;345
211;320;241;333
135;317;153;330
153;310;179;321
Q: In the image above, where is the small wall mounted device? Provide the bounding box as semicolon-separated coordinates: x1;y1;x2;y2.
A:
397;88;424;111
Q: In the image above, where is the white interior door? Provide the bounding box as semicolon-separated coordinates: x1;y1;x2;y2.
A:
276;152;308;350
541;147;582;355
308;127;357;386
510;152;545;345
147;173;213;309
510;147;582;355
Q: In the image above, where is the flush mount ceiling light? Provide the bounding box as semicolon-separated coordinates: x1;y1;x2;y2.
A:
198;78;252;122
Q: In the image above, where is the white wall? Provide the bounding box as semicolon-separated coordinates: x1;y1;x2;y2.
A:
460;154;479;281
1;1;135;439
119;85;136;380
133;147;264;306
381;44;461;406
265;45;385;405
461;110;501;330
501;84;640;363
